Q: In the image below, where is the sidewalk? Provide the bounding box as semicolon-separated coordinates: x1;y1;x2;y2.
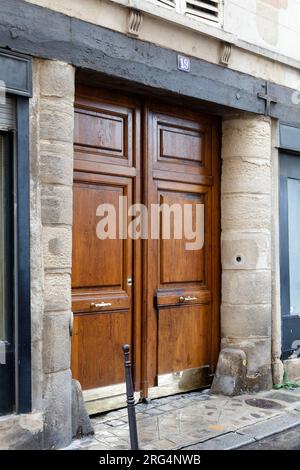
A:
66;383;300;451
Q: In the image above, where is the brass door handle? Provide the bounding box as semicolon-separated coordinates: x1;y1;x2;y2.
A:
90;302;112;309
179;296;198;303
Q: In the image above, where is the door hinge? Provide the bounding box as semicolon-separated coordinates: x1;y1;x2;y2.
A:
127;277;133;286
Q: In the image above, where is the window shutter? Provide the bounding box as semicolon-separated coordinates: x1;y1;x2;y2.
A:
157;0;176;7
185;0;220;22
0;96;15;131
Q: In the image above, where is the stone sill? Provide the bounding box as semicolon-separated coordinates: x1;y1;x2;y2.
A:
284;358;300;381
0;411;43;450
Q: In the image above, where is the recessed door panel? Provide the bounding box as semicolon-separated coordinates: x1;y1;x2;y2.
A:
158;304;210;375
72;311;131;390
158;190;207;285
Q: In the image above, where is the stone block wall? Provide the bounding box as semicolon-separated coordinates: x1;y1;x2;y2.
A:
218;114;273;392
30;59;75;448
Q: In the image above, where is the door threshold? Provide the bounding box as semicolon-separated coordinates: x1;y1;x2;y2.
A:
148;367;211;400
83;382;140;415
83;367;211;414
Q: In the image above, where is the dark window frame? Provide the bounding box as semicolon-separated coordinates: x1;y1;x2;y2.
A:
279;151;300;360
15;96;31;414
0;96;31;415
0;131;15;416
0;49;32;415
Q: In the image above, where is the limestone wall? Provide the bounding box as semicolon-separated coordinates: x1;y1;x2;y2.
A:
220;115;273;392
30;59;75;448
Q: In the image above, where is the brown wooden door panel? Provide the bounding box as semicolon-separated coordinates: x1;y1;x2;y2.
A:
151;109;213;177
71;311;131;390
158;189;210;287
72;87;140;393
157;304;210;375
72;174;132;313
144;102;220;391
74;87;138;168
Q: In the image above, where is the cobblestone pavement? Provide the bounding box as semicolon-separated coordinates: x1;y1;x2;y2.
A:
66;385;300;450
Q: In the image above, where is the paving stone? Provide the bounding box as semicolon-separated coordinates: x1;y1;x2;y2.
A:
110;443;130;450
154;397;171;405
106;419;127;427
78;437;101;448
267;391;300;404
81;442;111;450
136;403;156;411
139;429;160;444
65;387;300;451
155;404;175;413
108;427;130;439
184;432;256;450
170;400;188;409
144;408;165;416
237;412;300;440
142;439;176;450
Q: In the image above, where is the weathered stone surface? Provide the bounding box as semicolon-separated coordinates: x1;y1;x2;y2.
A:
40;141;73;186
184;432;255;450
222;158;271;195
284;358;300;381
43;312;71;374
41;184;72;225
220;114;273;395
0;413;44;450
44;273;71;312
39;60;75;100
43;370;72;449
72;380;94;439
221;304;272;338
25;58;75;451
43;225;72;271
222;194;271;231
222;232;271;270
221;338;272;392
222;116;271;160
212;348;247;396
39;102;74;143
238;412;300;440
222;270;272;305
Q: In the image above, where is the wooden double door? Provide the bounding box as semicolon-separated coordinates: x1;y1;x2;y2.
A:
71;86;220;412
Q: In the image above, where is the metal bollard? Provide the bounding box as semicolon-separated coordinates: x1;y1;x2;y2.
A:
122;344;139;450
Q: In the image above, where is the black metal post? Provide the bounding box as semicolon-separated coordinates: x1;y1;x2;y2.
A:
122;344;139;450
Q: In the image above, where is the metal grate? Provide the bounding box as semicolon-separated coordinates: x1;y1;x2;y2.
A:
185;0;220;22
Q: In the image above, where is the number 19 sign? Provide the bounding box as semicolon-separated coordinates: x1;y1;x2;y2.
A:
177;55;191;73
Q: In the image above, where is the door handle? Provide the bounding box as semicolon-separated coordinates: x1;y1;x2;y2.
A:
90;302;112;309
179;296;198;303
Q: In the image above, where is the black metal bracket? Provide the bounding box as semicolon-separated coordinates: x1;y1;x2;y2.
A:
258;82;278;116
